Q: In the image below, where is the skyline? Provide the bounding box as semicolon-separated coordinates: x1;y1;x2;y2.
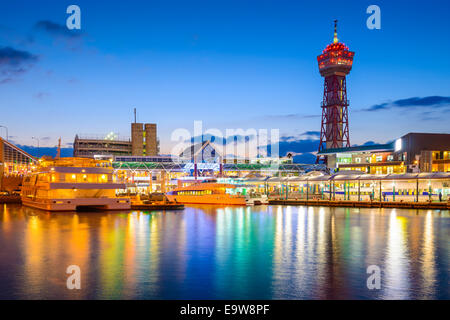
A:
1;0;450;160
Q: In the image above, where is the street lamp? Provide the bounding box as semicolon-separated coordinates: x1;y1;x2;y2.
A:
31;137;40;158
0;125;8;141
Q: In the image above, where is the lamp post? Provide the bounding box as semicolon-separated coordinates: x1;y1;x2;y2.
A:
0;125;8;141
392;182;396;202
428;181;432;202
31;137;40;158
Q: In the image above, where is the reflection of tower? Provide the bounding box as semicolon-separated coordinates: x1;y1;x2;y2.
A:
316;20;354;164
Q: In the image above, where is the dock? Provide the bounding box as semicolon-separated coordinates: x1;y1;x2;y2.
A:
131;202;185;210
269;199;450;210
0;195;21;204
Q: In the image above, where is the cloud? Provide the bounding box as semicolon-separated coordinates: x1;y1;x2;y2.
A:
34;20;83;39
262;113;320;120
280;131;321;143
300;131;320;137
0;47;38;66
263;135;319;162
293;152;316;164
362;96;450;112
188;133;257;145
0;46;38;84
33;92;50;100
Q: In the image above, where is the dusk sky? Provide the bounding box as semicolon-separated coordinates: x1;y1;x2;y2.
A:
1;0;449;158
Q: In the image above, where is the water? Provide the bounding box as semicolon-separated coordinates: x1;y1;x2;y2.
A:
0;204;448;300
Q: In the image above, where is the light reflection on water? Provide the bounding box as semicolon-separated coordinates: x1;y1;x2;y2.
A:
0;204;448;299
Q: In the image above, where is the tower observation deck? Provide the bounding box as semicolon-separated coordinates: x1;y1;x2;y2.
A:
316;20;355;164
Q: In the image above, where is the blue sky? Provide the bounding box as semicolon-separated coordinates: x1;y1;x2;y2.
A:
0;0;449;158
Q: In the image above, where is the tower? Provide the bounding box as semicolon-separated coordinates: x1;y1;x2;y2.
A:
131;109;158;156
316;20;355;164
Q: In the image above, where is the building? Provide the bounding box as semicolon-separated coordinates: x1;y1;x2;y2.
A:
265;171;450;202
131;122;158;156
0;137;37;191
73;121;159;158
318;132;450;174
113;141;325;193
73;134;132;158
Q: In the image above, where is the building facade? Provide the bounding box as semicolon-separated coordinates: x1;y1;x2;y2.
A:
319;132;450;174
73;134;132;158
131;122;158;156
74;121;159;158
0;137;37;191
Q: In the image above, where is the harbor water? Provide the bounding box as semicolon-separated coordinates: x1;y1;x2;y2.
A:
0;204;448;299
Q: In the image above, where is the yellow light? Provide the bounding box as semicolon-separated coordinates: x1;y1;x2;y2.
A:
72;174;76;179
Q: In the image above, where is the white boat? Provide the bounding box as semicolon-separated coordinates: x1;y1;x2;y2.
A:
245;193;269;205
21;157;130;211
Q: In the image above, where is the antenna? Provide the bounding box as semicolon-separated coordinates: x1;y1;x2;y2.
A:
134;108;137;123
56;137;61;159
333;19;339;44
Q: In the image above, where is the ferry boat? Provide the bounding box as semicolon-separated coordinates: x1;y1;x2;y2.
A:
166;180;248;205
21;157;130;211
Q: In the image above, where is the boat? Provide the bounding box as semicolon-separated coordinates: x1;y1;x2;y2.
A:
166;179;248;205
130;194;185;210
21;157;130;211
245;192;269;205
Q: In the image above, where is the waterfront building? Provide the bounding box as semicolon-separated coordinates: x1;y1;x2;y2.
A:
265;170;450;202
73;134;132;158
73;120;159;158
318;132;450;174
112;141;325;193
0;137;37;191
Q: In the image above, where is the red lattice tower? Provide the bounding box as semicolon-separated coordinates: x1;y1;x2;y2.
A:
316;20;355;164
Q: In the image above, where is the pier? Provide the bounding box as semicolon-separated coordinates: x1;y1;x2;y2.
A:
269;199;450;210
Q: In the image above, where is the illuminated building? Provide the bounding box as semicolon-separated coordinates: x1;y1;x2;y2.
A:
113;142;325;193
0;137;37;191
73;121;159;158
316;20;355;164
265;171;450;202
73;134;132;157
318;133;450;174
